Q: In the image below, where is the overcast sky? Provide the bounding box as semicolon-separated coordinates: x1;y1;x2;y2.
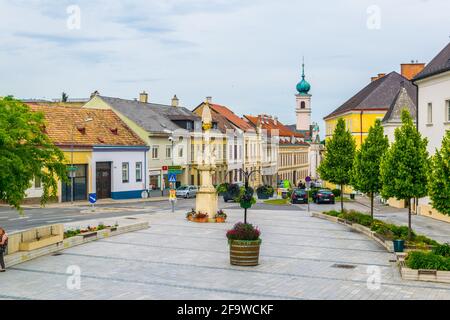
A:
1;0;449;136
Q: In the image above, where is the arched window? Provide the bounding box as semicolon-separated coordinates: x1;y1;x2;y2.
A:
301;101;306;109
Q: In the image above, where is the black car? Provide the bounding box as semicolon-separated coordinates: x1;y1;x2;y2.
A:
313;189;335;204
291;189;308;204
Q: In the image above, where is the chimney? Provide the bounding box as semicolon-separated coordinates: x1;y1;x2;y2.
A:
401;62;425;80
171;95;179;107
139;91;148;103
90;90;99;99
274;116;278;125
206;96;212;103
370;73;386;82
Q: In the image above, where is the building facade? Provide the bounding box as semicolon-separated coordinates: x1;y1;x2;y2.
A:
26;104;148;202
413;42;450;220
83;92;200;192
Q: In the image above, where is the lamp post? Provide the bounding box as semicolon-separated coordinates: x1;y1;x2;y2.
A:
239;168;260;224
70;118;93;205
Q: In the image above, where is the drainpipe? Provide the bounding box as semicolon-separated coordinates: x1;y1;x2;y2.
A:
360;111;363;146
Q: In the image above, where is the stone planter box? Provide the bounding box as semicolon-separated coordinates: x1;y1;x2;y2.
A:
5;222;149;268
312;212;393;252
229;239;262;266
19;234;63;251
400;261;450;284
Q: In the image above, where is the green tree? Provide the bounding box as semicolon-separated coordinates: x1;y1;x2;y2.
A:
380;110;429;239
0;96;67;211
428;130;450;215
318;118;356;212
351;119;389;218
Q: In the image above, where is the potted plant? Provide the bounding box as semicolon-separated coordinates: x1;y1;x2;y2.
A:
226;222;261;266
223;183;241;202
186;208;196;221
256;185;274;199
193;211;209;223
215;210;227;223
216;183;230;196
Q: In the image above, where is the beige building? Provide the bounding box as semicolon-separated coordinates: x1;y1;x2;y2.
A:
245;114;309;186
83;91;200;193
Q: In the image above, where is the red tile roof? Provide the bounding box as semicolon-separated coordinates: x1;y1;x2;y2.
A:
27;104;147;147
244;115;304;138
208;103;254;131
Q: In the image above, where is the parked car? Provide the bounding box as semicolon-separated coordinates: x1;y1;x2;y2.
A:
312;189;335;204
176;185;198;198
291;189;308;204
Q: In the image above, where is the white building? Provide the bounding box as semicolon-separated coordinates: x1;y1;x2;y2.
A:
414;42;450;155
414;41;450;221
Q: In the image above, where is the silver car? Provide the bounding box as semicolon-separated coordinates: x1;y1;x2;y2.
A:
176;185;198;198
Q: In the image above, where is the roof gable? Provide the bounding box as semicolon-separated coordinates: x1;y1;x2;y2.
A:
414;42;450;81
97;96;199;134
324;72;417;119
382;86;416;123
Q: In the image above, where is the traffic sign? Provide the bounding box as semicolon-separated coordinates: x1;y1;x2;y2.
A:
168;170;183;174
67;166;78;171
168;172;177;183
89;193;97;204
168;165;181;170
162;166;168;171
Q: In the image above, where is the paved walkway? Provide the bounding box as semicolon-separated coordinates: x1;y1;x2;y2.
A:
1;207;450;300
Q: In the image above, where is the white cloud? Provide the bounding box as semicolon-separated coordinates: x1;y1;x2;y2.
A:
1;0;449;135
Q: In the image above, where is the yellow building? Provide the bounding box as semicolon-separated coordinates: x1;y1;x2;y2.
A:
323;68;422;192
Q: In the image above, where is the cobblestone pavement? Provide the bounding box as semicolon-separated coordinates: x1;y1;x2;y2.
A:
1;207;450;300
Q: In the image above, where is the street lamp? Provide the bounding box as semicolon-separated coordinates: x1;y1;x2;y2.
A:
70;117;93;204
239;168;260;224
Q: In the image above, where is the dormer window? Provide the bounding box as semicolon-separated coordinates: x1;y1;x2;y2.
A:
97;137;105;143
110;127;118;135
77;126;86;134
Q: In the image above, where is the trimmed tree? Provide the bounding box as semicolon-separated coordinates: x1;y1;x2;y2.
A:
351;119;389;218
380;110;429;239
318;118;356;212
0;96;67;211
428;130;450;215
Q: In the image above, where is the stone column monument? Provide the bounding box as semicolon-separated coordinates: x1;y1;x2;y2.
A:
195;102;218;221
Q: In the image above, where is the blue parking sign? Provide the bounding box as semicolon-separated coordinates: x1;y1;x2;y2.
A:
168;172;177;183
89;193;97;204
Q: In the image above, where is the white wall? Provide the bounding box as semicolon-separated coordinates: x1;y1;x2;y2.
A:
417;71;450;155
92;150;146;193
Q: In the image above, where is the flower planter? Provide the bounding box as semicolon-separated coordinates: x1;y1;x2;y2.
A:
229;239;262;266
187;215;194;221
215;217;226;223
257;193;270;200
193;217;209;223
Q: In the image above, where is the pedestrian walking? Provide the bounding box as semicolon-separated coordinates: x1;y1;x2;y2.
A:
0;227;8;272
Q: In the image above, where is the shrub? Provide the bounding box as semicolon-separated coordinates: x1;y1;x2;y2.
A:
406;251;450;271
433;243;450;257
256;185;274;196
226;222;261;241
332;189;341;197
228;184;242;199
325;210;341;217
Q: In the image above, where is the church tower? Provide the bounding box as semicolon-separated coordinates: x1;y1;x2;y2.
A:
295;61;312;131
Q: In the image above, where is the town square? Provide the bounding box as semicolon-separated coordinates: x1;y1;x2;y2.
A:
0;0;450;306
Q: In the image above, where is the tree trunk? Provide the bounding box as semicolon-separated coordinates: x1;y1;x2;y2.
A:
408;198;412;240
340;184;344;213
370;192;374;219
